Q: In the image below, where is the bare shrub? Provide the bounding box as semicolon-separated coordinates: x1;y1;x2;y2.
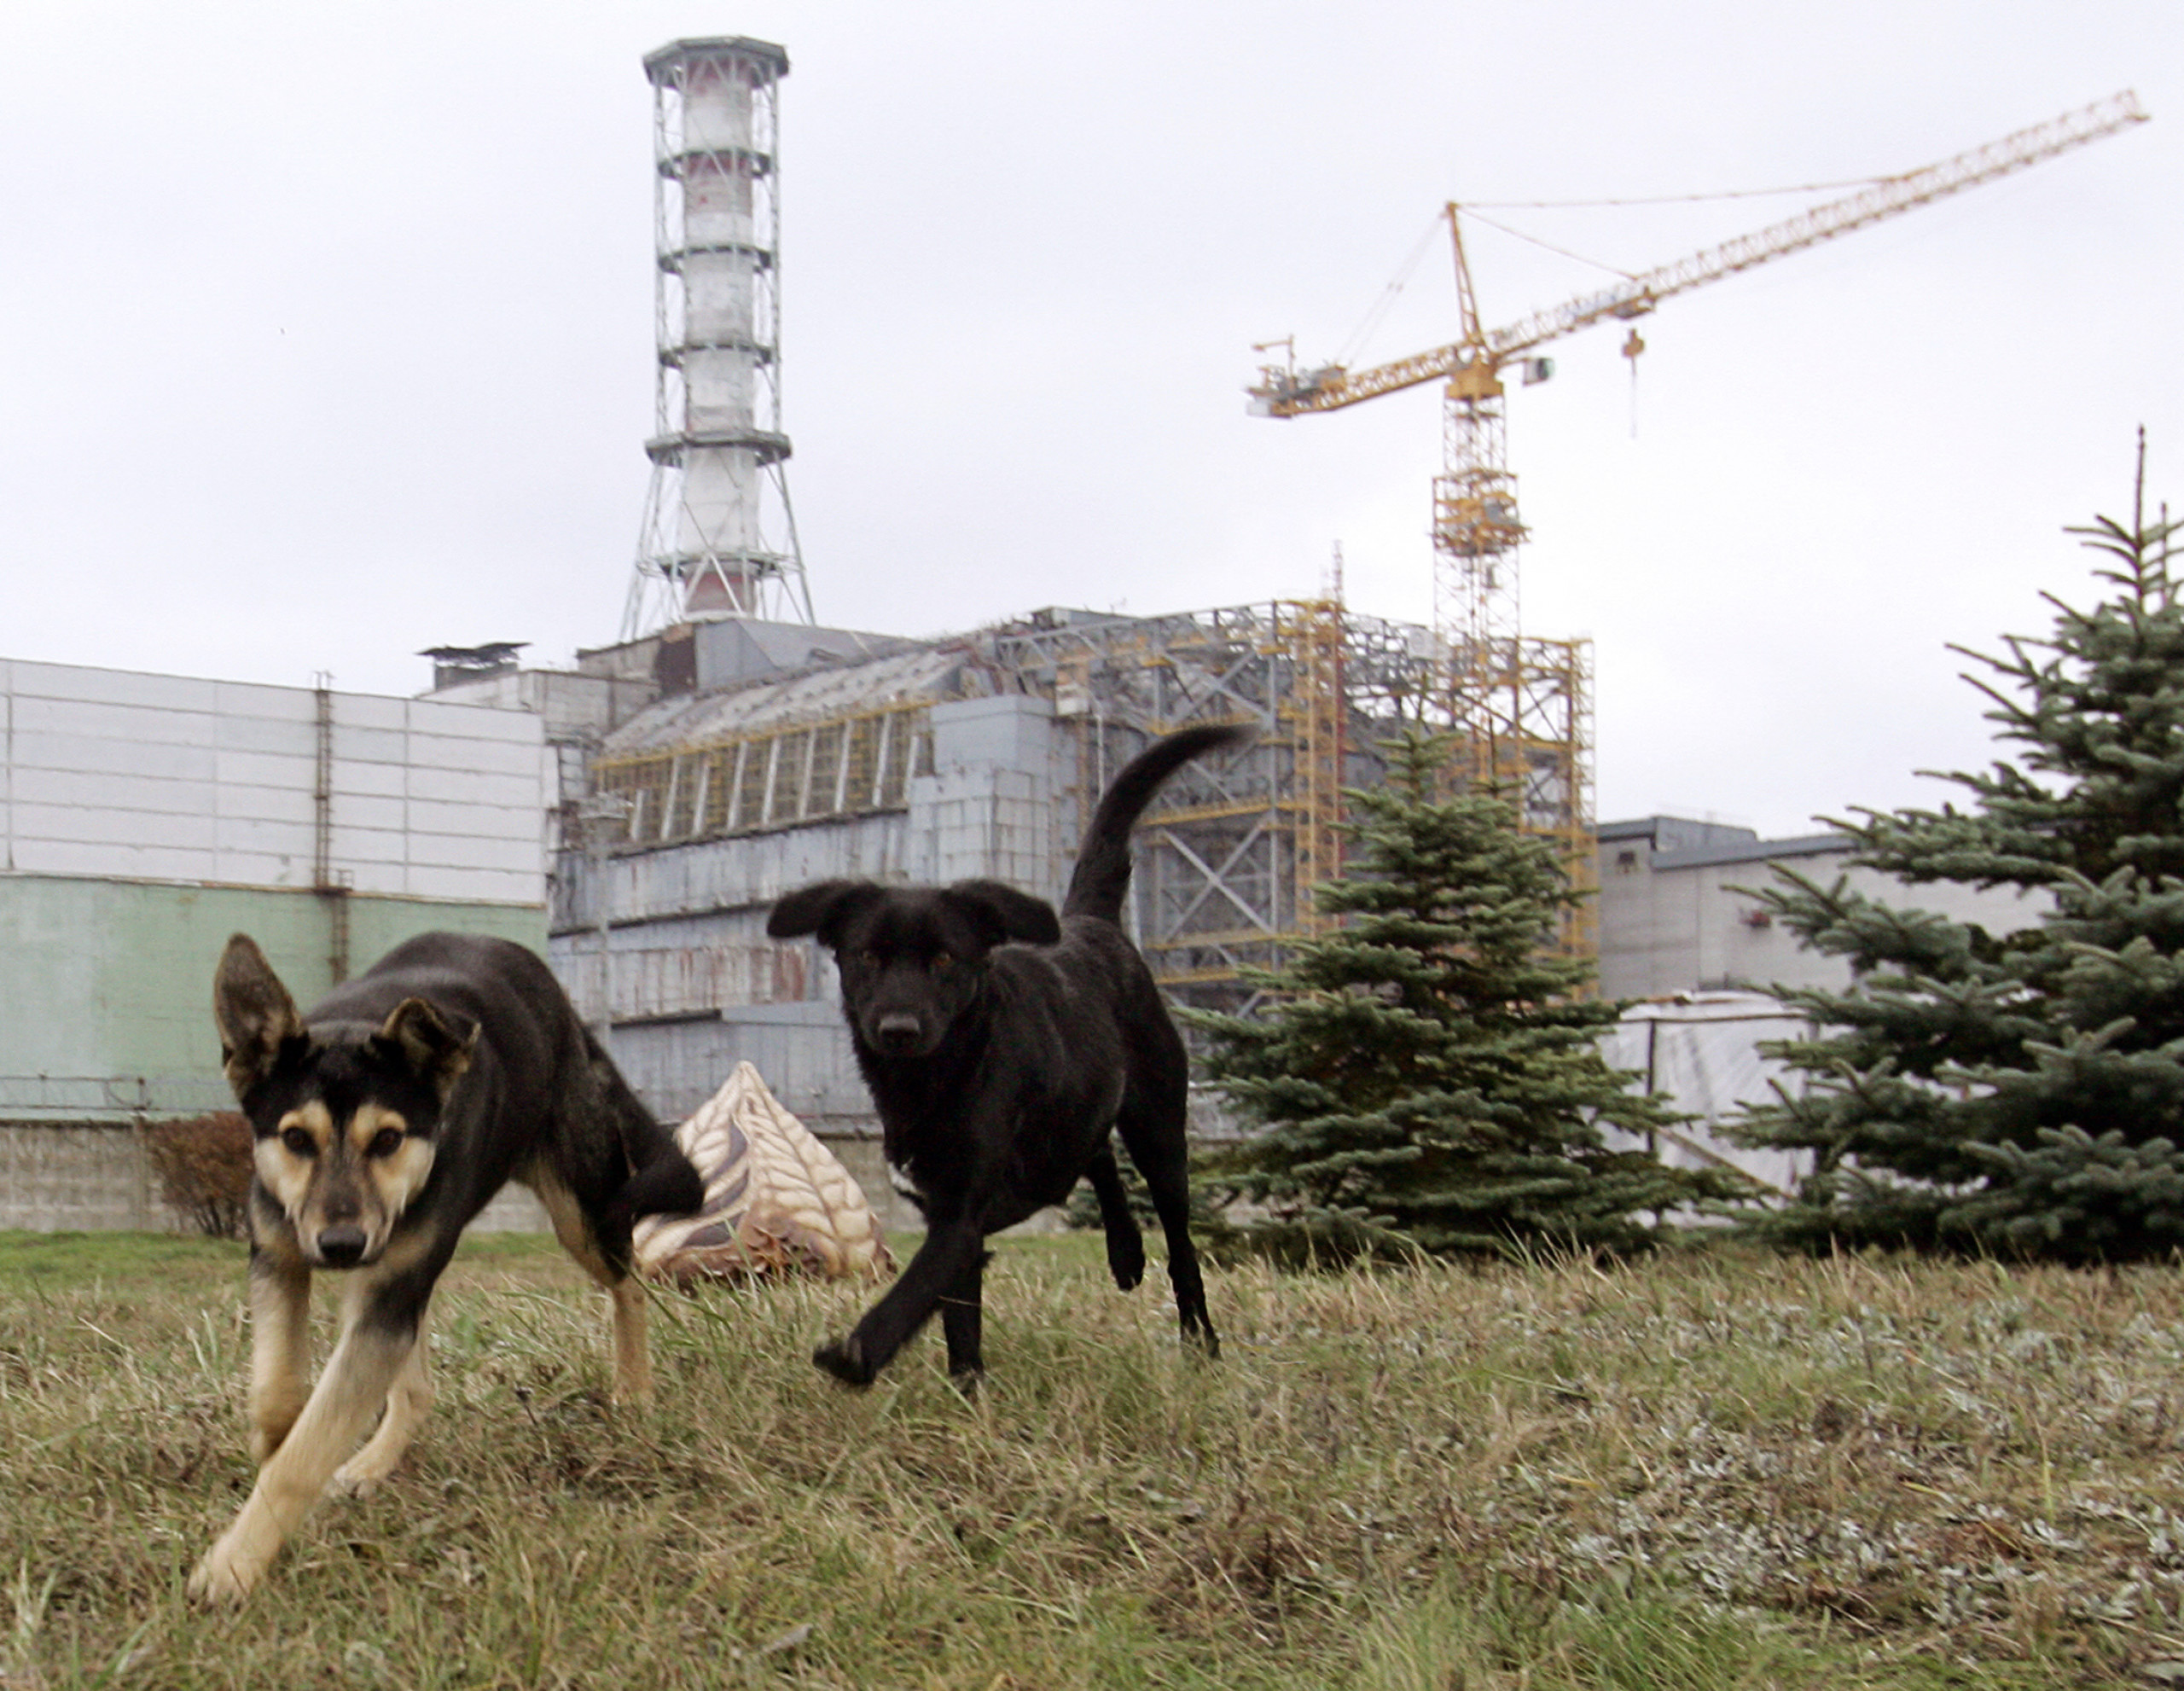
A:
143;1113;253;1238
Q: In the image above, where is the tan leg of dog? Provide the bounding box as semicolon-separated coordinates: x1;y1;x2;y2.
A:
247;1252;312;1463
530;1163;653;1408
189;1308;413;1602
331;1306;433;1496
610;1277;652;1407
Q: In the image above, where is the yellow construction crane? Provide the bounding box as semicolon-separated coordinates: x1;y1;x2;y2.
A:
1250;90;2149;926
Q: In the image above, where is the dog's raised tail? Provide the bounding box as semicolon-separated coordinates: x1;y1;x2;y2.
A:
1063;723;1257;925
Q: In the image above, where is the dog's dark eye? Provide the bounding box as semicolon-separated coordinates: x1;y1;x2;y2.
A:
858;950;882;972
931;951;953;973
365;1127;405;1159
280;1126;316;1158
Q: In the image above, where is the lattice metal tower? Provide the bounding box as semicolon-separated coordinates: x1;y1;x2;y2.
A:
624;37;813;637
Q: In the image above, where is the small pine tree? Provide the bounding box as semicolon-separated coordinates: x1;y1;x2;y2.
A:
1192;728;1741;1263
1734;445;2184;1262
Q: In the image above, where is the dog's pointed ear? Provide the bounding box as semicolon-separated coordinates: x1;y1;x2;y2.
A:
376;998;479;1100
768;880;883;949
213;934;305;1099
945;880;1061;948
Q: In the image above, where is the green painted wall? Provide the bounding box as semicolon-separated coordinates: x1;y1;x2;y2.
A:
0;875;545;1107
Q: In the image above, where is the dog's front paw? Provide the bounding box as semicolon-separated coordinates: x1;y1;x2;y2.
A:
328;1459;387;1499
187;1540;262;1605
812;1337;875;1388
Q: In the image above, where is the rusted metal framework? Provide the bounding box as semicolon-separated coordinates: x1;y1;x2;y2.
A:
990;601;1455;1013
591;701;932;848
1491;633;1595;964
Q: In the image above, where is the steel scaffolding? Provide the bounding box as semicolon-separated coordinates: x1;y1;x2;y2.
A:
580;598;1594;1015
990;601;1593;1008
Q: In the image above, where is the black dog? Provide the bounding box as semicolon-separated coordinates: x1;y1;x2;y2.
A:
768;722;1252;1386
189;932;701;1601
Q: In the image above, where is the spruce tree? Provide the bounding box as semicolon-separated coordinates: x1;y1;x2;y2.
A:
1192;728;1739;1263
1735;447;2184;1262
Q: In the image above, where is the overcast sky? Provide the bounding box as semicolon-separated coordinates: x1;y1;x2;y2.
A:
3;1;2176;838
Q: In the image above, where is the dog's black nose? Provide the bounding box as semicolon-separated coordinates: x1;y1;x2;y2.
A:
316;1224;368;1265
874;1014;922;1053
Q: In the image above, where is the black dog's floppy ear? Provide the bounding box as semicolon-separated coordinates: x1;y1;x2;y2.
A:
376;998;479;1101
945;880;1061;948
768;879;883;949
213;934;305;1099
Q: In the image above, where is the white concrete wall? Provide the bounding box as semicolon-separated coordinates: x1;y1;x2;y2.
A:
0;658;548;904
1597;824;2046;1001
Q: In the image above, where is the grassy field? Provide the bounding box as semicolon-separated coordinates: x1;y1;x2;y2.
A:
2;1229;2181;1689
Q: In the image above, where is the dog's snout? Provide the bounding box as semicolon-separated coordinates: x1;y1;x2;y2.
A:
875;1013;923;1053
316;1223;368;1266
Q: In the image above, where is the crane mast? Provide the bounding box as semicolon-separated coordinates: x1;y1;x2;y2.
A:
1250;90;2149;960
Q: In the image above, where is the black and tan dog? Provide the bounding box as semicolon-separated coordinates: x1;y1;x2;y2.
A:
768;722;1252;1387
189;932;701;1601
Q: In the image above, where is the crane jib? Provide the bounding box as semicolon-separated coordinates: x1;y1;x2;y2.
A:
1251;89;2147;416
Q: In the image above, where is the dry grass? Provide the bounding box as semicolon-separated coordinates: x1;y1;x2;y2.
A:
1;1229;2181;1688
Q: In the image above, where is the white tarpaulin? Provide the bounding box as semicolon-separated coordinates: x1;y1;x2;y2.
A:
634;1061;895;1282
1600;991;1811;1198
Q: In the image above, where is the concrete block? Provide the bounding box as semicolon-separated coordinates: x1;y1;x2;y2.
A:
404;799;537;842
0;1124;164;1232
331;723;410;766
402;734;545;782
404;764;541;809
9;767;218;818
12;729;218;784
213;711;315;756
12;837;217;880
218;784;318;828
332;759;408;800
12;661;218;714
929;694;1054;776
14;800;218;852
407;828;543;875
337;693;410;732
333;794;407;833
339;850;411;897
406;697;543;745
214;812;318;861
215;749;317;793
15;694;218;749
212;679;317;723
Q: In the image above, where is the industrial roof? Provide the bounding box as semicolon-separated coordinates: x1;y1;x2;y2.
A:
1649;832;1849;871
600;642;972;758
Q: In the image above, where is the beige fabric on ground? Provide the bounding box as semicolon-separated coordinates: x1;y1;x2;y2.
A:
634;1061;893;1282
